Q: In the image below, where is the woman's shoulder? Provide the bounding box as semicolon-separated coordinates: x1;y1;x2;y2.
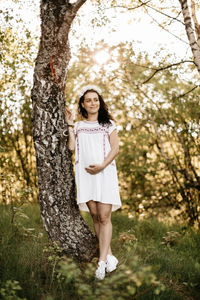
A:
100;119;116;126
106;119;117;134
74;120;85;127
109;119;116;126
105;119;116;128
74;120;82;125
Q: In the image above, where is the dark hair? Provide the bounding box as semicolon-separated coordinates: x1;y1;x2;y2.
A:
78;89;114;125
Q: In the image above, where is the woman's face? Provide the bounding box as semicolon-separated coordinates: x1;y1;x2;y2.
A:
82;91;100;115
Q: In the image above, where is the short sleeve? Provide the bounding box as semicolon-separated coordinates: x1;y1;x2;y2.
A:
108;120;117;135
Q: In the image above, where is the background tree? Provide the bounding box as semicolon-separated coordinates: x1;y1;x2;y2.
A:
179;0;200;75
0;10;37;204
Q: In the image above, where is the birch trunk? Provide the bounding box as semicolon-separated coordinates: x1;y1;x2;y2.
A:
31;0;98;261
190;0;200;49
179;0;200;76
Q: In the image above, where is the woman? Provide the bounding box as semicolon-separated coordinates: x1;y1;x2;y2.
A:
65;85;121;280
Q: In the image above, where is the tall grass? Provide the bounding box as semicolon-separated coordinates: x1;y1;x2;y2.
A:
0;204;200;299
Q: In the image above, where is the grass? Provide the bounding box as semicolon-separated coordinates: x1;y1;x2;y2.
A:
0;204;200;300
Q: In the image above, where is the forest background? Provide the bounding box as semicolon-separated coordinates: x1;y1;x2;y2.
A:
0;0;200;299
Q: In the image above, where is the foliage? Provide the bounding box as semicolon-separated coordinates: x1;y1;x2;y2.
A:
0;280;26;300
57;255;165;300
43;242;64;289
0;4;38;203
0;204;200;299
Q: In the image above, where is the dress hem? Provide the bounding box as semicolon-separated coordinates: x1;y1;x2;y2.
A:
78;200;121;212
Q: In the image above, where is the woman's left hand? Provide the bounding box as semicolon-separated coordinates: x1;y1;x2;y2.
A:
85;164;104;175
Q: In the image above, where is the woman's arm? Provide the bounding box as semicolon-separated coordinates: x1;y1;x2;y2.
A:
65;108;76;152
67;127;76;152
102;129;119;168
85;129;119;175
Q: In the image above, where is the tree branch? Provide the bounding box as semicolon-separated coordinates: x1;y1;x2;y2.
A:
138;0;185;25
135;83;200;183
178;84;200;97
103;1;152;11
72;0;87;12
130;94;186;193
142;60;194;84
143;6;189;44
107;0;184;26
168;11;182;26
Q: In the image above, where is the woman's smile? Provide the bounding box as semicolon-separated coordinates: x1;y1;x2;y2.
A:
82;91;100;114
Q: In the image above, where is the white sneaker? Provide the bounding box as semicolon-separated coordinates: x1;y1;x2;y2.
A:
106;255;118;272
95;261;106;280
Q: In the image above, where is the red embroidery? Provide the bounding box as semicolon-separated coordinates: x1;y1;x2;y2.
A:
75;135;80;165
77;126;109;135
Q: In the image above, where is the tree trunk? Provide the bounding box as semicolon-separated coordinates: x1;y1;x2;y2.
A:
190;0;200;50
31;0;98;261
179;0;200;76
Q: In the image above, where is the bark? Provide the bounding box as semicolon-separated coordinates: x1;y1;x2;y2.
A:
179;0;200;76
31;0;98;261
190;0;200;49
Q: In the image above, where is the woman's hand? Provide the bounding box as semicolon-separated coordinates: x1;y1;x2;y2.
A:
65;107;74;125
85;164;104;175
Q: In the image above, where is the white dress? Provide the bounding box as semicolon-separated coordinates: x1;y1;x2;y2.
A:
74;120;121;212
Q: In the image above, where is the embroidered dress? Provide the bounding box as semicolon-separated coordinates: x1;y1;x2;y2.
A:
74;120;121;212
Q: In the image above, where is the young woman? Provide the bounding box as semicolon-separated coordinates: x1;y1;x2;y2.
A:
65;85;121;280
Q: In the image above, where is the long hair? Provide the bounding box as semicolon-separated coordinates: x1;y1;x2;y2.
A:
78;89;114;125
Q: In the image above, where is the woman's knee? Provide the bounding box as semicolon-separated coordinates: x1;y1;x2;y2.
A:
91;211;99;223
86;201;99;222
98;213;111;225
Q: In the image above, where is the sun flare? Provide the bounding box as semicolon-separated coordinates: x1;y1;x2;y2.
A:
94;50;110;65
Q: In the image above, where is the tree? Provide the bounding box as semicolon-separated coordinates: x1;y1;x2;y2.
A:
0;11;37;204
31;0;98;261
179;0;200;75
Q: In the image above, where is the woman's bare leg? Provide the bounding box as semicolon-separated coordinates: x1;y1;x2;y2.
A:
86;200;112;257
86;200;100;236
97;202;112;262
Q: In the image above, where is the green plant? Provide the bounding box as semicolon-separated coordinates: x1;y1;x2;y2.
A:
43;242;64;288
57;254;165;300
0;280;26;300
